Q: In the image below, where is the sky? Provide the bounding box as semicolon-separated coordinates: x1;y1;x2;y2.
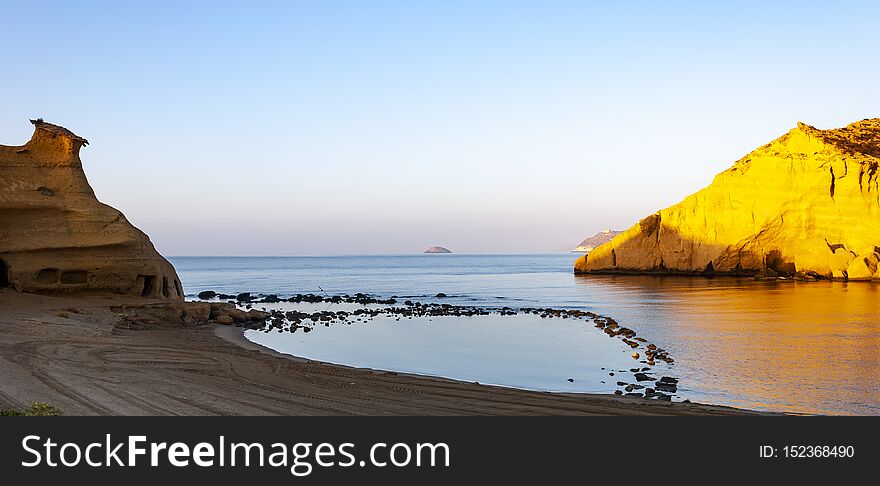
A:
2;1;879;255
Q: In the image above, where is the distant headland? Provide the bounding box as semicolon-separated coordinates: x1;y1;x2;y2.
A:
572;230;621;252
424;246;452;254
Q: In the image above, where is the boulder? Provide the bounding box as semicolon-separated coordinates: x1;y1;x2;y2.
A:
209;302;236;318
245;309;269;321
847;253;879;281
182;302;211;323
226;308;248;323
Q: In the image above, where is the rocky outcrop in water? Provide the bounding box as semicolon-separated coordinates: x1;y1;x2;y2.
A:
424;246;452;254
0;119;183;299
575;119;880;281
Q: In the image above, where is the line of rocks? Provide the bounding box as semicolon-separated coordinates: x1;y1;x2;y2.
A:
195;290;683;401
612;374;679;400
197;291;400;306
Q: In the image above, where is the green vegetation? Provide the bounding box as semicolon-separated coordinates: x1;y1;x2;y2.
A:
0;402;62;416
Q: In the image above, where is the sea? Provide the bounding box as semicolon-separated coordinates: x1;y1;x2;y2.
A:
170;254;880;415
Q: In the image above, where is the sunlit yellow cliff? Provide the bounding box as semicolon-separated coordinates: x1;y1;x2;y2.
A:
575;118;880;281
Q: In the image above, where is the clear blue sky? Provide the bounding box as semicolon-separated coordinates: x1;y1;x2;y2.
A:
2;1;878;255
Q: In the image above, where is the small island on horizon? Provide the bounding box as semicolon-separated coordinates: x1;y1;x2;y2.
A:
424;246;452;254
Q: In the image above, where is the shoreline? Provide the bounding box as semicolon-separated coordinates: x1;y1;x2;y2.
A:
214;324;643;399
574;268;880;283
0;289;768;416
226;291;681;397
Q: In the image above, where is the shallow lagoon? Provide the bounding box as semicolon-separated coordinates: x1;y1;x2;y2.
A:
243;301;676;396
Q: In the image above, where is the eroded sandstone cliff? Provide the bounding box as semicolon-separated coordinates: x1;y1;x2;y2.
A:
575;119;880;281
0;119;183;298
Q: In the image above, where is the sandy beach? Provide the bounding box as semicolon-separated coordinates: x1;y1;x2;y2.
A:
0;289;761;416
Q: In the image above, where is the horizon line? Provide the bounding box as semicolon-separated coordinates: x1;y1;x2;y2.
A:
166;251;581;258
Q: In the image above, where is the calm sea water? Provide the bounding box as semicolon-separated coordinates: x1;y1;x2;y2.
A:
170;254;880;415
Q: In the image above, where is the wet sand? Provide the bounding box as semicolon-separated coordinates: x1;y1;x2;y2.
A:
0;290;763;415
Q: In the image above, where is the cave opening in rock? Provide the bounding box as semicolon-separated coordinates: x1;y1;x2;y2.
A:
60;270;88;285
702;261;715;276
161;276;170;298
0;259;8;287
35;268;59;284
140;275;156;297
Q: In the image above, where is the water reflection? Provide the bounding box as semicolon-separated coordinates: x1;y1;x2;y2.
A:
574;275;880;415
244;308;673;396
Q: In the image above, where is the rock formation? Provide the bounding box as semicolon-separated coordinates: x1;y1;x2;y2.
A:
575;119;880;281
0;119;183;299
574;230;621;252
424;246;452;254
